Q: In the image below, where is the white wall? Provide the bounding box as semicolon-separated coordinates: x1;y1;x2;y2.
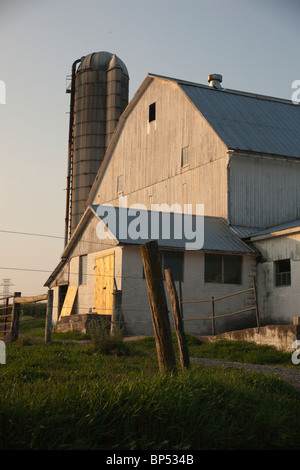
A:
253;232;300;324
121;245;257;336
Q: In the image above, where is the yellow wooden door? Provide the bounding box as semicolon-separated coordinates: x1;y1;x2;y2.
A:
94;252;115;315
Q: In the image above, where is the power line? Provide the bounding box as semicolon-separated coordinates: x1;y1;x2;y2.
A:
0;229;63;240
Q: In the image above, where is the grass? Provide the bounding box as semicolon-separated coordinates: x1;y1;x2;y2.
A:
1;316;300;450
187;336;295;367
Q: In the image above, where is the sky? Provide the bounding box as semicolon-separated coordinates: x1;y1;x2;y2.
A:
0;0;299;296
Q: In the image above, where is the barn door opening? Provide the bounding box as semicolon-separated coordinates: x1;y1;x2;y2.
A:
94;251;115;315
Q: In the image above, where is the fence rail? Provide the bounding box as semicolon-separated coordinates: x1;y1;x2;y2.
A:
0;291;52;343
0;296;13;339
179;276;259;335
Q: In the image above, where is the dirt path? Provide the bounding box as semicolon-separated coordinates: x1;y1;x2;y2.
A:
191;357;300;391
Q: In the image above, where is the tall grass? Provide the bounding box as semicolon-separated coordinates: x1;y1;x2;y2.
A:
1;336;300;450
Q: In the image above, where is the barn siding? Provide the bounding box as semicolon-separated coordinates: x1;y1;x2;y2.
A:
229;153;300;228
92;79;229;219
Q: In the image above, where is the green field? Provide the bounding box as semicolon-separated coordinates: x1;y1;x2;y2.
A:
1;316;300;450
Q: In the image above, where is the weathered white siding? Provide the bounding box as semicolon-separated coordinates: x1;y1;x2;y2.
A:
121;245;257;336
252;232;300;325
92;79;229;218
229;153;300;228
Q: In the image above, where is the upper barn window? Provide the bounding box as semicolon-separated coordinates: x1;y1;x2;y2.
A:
149;102;156;122
117;174;124;193
79;255;87;285
181;146;190;167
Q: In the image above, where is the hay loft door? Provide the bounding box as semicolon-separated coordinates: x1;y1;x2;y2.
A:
94;251;115;315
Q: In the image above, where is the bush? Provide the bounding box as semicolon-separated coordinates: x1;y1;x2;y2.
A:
21;303;47;318
89;319;128;356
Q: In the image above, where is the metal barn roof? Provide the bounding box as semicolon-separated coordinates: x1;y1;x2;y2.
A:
149;74;300;158
180;83;300;158
92;205;256;254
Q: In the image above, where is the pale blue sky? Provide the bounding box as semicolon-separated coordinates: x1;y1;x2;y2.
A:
0;0;299;295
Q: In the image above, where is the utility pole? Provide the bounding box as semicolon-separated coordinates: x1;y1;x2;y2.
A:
0;279;14;304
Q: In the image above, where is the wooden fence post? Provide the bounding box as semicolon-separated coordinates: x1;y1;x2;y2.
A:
141;240;176;373
10;292;21;342
211;296;215;336
111;290;122;335
252;276;260;329
178;280;183;318
165;269;190;371
45;289;53;344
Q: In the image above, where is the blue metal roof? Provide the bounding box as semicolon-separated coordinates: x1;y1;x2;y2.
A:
92;205;256;254
246;219;300;239
179;83;300;158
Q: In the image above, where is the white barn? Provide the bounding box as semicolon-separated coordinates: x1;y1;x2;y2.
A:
45;52;300;336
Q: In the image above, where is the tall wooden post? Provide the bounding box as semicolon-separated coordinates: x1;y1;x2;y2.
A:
10;292;21;342
165;269;190;371
45;289;53;343
252;276;260;329
211;296;215;336
141;240;176;373
111;290;122;335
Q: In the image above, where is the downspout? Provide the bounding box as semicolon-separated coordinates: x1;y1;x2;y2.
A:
64;58;82;247
227;150;233;225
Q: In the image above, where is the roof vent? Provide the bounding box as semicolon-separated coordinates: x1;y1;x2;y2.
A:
208;73;223;89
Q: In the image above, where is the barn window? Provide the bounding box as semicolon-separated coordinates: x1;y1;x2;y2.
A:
181;146;190;167
79;255;87;285
117;174;124;193
142;250;184;281
205;253;242;284
162;251;184;281
275;259;291;286
149;102;156;122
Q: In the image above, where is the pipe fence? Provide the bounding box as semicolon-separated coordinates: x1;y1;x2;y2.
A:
179;276;259;335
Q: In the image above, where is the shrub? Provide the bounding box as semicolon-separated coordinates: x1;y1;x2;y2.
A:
89;319;127;356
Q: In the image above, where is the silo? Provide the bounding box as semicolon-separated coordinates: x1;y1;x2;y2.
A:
65;51;129;244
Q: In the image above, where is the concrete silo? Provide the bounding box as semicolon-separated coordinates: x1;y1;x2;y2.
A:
64;51;129;245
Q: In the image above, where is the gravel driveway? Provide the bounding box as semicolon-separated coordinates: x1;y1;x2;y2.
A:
191;357;300;391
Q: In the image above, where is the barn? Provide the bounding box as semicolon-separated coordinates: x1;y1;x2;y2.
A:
45;51;300;336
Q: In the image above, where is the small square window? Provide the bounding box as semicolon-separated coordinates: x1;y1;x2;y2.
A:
149;102;156;122
181;146;190;167
117;174;124;193
275;259;291;286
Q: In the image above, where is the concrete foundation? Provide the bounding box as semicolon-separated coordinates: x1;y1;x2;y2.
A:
55;313;111;334
197;324;300;352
